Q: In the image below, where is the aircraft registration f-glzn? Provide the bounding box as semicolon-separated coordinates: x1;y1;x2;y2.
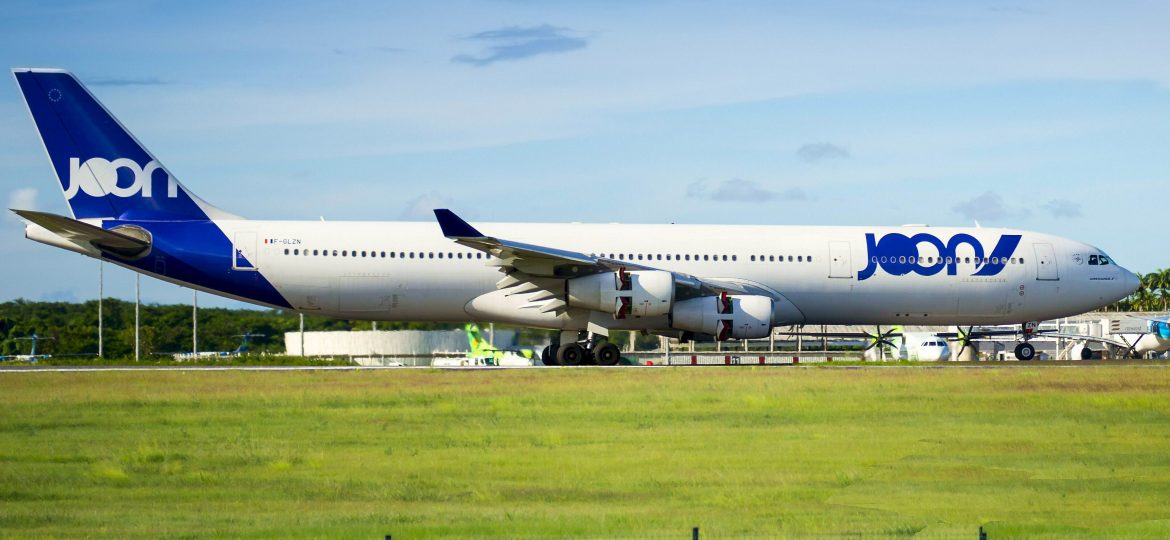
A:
9;69;1141;365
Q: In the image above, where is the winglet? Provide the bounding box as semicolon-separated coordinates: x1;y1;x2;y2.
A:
434;209;485;238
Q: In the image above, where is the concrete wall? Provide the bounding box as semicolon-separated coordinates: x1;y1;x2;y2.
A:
284;329;516;356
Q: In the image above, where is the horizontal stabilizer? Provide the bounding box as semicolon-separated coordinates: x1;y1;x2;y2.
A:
12;209;150;258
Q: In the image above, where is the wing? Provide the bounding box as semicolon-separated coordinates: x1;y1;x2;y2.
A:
12;209;150;258
434;209;769;317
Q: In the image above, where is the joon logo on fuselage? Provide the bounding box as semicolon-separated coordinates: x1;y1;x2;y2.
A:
857;232;1022;281
65;157;178;200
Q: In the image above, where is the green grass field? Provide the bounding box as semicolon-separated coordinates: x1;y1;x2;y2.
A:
2;366;1170;538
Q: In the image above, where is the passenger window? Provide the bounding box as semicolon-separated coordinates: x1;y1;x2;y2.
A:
751;255;756;261
390;252;395;258
428;253;434;259
798;256;804;262
703;255;709;261
769;255;775;262
721;255;727;261
409;252;415;259
332;250;338;256
732;255;737;261
438;253;444;259
807;256;812;263
284;249;289;255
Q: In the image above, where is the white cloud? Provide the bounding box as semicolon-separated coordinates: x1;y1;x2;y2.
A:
1042;198;1083;219
797;143;850;163
5;188;37;224
686;179;810;203
399;191;454;220
952;191;1011;222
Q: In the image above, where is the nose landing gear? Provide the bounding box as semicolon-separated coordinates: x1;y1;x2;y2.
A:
1014;342;1036;361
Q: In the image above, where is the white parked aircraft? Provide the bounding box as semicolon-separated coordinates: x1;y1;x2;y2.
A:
9;69;1141;365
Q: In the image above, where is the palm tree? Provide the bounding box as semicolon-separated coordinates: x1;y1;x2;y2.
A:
1131;287;1156;312
1158;268;1170;311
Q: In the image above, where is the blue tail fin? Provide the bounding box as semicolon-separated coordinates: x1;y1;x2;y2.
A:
12;68;227;221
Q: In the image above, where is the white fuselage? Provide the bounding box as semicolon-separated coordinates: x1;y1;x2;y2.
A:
195;220;1136;331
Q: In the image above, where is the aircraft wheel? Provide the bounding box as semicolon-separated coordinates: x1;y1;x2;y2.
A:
541;345;559;366
593;342;622;366
556;343;586;366
1014;342;1035;361
1080;347;1094;360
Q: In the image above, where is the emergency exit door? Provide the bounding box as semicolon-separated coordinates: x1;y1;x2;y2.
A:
829;241;852;278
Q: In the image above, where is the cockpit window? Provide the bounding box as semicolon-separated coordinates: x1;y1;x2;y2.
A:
1088;254;1113;266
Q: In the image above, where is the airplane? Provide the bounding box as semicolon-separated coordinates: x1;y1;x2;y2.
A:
458;322;538;366
1101;315;1170;359
8;69;1141;365
169;331;266;360
0;332;55;361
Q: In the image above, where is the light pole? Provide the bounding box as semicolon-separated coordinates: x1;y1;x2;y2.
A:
134;273;140;362
98;261;103;358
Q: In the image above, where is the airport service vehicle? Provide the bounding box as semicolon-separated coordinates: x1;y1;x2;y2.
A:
10;69;1141;364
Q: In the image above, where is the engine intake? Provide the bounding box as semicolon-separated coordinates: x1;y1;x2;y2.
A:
672;294;774;340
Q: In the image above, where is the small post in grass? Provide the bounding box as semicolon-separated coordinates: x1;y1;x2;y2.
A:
692;526;699;540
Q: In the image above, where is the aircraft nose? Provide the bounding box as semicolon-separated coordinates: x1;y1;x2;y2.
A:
1122;268;1141;297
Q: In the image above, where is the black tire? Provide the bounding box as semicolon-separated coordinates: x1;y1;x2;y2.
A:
1014;342;1035;361
593;342;622;366
556;343;586;366
541;345;558;366
1080;347;1094;360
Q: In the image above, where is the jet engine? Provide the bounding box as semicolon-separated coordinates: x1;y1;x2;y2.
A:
671;293;774;340
566;269;674;318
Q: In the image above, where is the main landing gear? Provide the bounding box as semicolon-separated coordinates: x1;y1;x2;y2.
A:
541;331;622;366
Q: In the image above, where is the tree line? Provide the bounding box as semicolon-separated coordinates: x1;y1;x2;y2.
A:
0;299;464;357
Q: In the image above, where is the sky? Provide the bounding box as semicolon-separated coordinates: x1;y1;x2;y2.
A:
1;0;1168;308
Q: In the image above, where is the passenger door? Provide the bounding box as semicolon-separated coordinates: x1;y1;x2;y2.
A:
1033;243;1059;281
